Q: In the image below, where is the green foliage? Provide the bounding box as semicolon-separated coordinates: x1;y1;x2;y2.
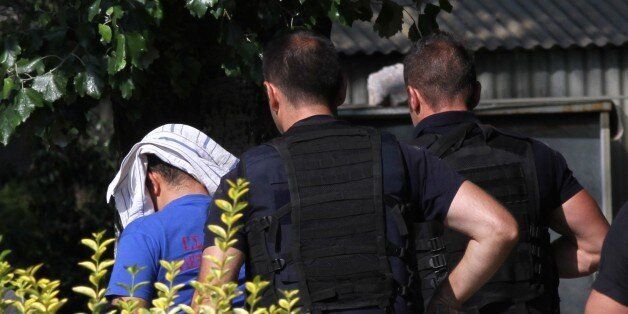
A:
0;0;451;146
0;180;303;313
0;235;67;313
72;230;116;313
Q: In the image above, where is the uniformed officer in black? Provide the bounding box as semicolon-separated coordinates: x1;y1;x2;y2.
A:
198;30;520;313
585;202;628;313
403;31;610;313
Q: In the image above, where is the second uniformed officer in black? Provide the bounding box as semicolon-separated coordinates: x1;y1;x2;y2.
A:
403;32;610;313
197;31;520;313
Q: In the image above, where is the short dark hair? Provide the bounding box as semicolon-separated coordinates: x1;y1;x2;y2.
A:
262;30;343;106
403;31;477;108
145;154;191;186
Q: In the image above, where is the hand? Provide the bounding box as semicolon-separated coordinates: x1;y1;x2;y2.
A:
426;278;462;314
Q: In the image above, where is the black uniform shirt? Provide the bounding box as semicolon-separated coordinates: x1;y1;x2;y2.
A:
413;111;584;217
592;204;628;306
204;115;465;313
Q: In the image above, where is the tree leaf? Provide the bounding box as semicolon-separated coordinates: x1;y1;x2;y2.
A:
439;0;453;13
74;69;103;99
15;88;44;112
88;0;102;22
185;0;216;18
1;77;14;100
0;88;44;144
15;58;44;75
107;34;126;74
373;0;403;38
126;33;147;68
32;73;67;102
337;0;373;25
408;22;420;42
0;38;21;68
119;78;134;99
98;24;112;44
146;0;164;22
0;106;20;145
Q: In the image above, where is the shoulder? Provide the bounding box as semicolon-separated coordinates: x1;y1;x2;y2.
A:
121;214;164;241
240;144;280;167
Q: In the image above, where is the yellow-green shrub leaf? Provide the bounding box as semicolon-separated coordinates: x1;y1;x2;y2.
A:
72;286;97;299
78;261;97;272
81;239;98;251
208;225;227;239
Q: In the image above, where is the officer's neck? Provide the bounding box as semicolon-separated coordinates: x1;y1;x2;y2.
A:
279;103;333;133
415;101;469;126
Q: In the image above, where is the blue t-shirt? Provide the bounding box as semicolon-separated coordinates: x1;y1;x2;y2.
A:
107;194;245;306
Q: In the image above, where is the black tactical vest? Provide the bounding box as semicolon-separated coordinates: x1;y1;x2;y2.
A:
244;124;419;313
413;122;558;313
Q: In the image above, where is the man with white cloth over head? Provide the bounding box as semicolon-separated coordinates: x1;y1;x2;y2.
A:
105;124;239;308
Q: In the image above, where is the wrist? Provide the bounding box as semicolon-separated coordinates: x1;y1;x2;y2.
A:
434;278;462;310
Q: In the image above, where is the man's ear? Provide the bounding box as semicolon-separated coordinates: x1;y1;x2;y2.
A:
146;171;161;197
264;81;279;114
406;86;422;115
333;75;348;108
468;81;482;110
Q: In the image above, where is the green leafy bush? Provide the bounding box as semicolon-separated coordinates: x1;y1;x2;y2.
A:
0;179;298;313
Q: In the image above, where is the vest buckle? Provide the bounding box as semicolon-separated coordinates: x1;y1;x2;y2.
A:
530;244;541;257
534;263;543;275
529;225;540;239
428;254;447;269
255;216;273;230
429;237;445;251
272;258;286;272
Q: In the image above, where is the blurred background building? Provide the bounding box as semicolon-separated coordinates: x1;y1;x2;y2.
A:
331;0;627;311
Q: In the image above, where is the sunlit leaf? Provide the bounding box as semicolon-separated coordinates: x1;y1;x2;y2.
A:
74;69;103;99
98;24;112;44
0;38;21;68
185;0;217;18
15;58;44;75
1;77;14;100
32;73;67;102
107;34;127;74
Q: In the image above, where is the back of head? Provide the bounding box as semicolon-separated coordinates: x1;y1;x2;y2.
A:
262;30;343;107
403;31;477;109
146;154;194;189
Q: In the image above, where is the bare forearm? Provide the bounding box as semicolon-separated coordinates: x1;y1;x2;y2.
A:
549;190;608;278
192;246;243;310
436;181;519;307
552;236;600;278
441;237;515;305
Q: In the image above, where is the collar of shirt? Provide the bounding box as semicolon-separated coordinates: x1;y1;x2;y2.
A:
283;114;343;136
160;194;211;213
413;110;480;138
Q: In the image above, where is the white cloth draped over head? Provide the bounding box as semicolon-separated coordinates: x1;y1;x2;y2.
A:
106;124;238;228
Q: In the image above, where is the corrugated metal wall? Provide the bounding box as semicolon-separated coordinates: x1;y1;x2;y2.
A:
475;46;628;210
343;45;628;210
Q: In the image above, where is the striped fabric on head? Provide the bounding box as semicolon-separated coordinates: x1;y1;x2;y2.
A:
106;124;238;229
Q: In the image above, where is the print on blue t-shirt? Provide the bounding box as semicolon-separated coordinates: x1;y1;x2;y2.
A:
106;194;245;307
